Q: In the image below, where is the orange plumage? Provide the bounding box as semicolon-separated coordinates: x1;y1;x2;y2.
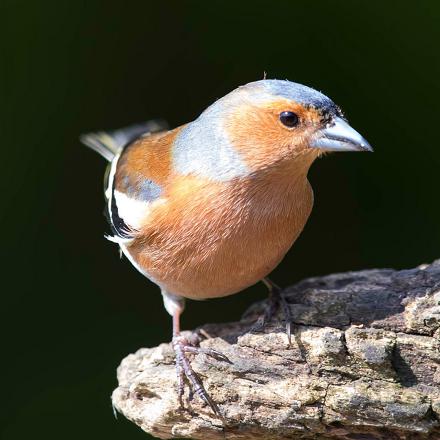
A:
82;79;372;415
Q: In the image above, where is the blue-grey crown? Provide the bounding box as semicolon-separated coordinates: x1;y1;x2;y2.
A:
244;79;342;117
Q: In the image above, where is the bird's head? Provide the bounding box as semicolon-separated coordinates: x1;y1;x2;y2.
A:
224;79;372;170
173;79;372;182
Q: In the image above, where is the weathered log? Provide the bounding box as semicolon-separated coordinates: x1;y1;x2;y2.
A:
112;260;440;439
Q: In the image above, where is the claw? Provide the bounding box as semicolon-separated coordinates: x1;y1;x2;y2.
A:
248;315;266;334
182;345;231;363
201;348;232;364
285;321;292;346
173;334;230;418
250;278;293;346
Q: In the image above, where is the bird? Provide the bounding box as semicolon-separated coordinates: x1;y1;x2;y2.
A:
81;79;372;416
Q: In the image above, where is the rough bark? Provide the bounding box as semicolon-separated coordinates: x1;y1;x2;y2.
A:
112;260;440;439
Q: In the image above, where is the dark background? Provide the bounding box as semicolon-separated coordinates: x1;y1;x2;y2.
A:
2;1;439;439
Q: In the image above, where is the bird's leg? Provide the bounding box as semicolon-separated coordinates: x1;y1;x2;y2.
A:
172;307;187;410
170;300;230;417
250;277;292;344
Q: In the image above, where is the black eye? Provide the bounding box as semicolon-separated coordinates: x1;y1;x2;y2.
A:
279;111;299;128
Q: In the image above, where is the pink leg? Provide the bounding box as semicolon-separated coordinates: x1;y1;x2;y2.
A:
171;304;230;417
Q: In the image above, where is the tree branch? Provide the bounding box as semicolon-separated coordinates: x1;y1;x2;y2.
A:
112;260;440;439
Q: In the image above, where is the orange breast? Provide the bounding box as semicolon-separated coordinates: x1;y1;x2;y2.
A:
125;168;314;299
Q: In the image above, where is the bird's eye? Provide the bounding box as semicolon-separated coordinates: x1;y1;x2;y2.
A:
279;111;299;128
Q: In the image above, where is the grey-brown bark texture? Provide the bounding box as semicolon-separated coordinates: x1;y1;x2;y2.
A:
112;260;440;439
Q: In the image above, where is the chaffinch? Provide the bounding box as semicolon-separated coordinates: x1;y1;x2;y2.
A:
82;79;372;415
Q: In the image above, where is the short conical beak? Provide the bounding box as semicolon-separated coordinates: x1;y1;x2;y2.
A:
310;117;373;152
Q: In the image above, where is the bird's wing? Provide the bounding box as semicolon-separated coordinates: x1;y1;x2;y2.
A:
81;119;168;162
105;128;179;242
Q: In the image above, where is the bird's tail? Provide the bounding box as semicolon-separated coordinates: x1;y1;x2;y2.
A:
80;119;168;162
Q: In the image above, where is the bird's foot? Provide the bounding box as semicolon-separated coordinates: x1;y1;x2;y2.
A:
172;332;230;418
249;278;292;345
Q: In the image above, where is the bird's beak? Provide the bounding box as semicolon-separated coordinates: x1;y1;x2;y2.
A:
310;117;373;152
